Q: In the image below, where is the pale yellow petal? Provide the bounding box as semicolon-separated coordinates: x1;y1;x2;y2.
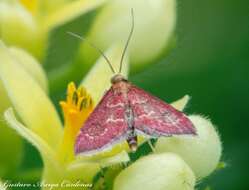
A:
9;47;48;92
0;44;46;175
65;162;100;184
0;80;11;115
72;150;129;168
0;42;63;150
99;150;130;167
4;108;60;171
171;95;190;111
0;72;23;177
28;0;69;16
66;160;101;184
66;151;129;184
155;115;222;179
114;153;195;190
20;0;39;15
0;1;43;58
81;44;129;103
42;0;107;31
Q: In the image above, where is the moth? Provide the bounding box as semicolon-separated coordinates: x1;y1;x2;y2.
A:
73;10;196;156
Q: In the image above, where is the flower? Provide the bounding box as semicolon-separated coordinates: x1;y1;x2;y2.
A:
155;115;222;179
79;0;176;72
1;36;222;190
0;0;107;59
0;41;130;189
114;153;196;190
0;42;48;178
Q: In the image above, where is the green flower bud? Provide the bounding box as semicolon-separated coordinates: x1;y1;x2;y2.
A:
155;115;222;179
113;153;195;190
81;0;176;71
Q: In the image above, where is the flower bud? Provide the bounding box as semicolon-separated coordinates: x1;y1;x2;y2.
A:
81;0;176;71
114;153;195;190
155;115;222;179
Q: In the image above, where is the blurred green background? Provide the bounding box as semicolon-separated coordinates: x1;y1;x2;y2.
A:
1;0;248;189
132;0;249;189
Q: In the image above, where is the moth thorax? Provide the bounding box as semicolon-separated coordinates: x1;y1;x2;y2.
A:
111;74;127;84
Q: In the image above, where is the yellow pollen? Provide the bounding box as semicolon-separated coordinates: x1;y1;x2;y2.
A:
20;0;38;15
58;82;94;163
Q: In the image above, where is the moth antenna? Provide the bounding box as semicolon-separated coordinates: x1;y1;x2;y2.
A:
119;8;135;73
67;31;116;74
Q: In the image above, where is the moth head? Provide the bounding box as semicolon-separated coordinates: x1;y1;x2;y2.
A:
111;74;127;84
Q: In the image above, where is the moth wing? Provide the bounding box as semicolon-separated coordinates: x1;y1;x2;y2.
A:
75;88;128;156
128;85;196;137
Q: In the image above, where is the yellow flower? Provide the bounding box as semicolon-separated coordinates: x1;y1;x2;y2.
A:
0;42;47;177
59;82;94;163
0;0;107;59
0;41;129;189
0;38;222;189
